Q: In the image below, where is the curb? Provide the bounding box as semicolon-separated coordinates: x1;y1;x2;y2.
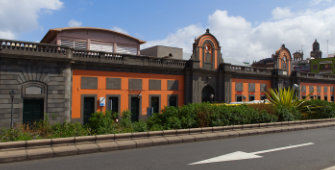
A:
0;118;334;163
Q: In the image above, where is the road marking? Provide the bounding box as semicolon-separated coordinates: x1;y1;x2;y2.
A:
189;142;314;165
323;165;335;170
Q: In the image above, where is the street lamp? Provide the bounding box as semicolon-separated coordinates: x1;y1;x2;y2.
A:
293;84;299;99
210;94;214;103
9;90;15;129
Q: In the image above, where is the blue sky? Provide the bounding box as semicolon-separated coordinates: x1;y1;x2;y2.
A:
1;0;335;64
18;0;320;41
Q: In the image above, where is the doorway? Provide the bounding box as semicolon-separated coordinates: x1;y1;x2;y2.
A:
83;97;96;124
150;96;160;113
108;96;119;114
130;97;140;122
23;99;44;124
202;85;215;102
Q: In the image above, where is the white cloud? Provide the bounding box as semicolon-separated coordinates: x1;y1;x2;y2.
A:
144;7;335;64
0;31;15;39
111;26;129;34
0;0;63;39
142;25;203;52
68;19;82;27
310;0;333;5
272;7;294;20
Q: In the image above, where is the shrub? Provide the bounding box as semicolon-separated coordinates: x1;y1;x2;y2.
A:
247;103;276;115
0;128;34;142
196;103;213;127
88;111;116;134
52;122;90;138
304;100;335;119
132;120;148;132
275;105;301;121
147;103;278;130
119;110;132;127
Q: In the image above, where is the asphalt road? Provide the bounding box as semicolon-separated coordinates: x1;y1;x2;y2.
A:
1;127;335;170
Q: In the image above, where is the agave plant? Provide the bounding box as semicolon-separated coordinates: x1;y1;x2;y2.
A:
265;87;306;109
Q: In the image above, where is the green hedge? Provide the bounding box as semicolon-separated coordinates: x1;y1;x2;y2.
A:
2;100;333;142
146;103;278;130
304;100;335;119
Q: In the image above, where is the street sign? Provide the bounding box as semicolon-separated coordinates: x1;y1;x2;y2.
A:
99;97;105;107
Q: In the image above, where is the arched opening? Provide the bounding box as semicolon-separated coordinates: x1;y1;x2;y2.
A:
22;81;47;124
202;85;215;103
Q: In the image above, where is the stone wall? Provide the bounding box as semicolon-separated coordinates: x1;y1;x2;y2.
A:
0;58;70;127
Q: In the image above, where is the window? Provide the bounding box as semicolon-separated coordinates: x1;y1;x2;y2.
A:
317;96;321;100
324;96;328;101
236;95;243;102
301;85;306;93
236;83;243;92
260;84;267;92
117;45;137;55
309;86;314;93
310;96;314;100
90;42;114;52
261;95;266;100
168;95;178;107
249;95;255;101
61;40;87;50
302;96;306;99
248;83;255;92
332;96;334;102
324;86;328;93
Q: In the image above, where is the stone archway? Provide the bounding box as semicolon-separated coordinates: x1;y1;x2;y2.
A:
22;81;47;124
202;85;215;103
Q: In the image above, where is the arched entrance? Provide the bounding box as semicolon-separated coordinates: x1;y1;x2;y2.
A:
202;85;215;103
22;81;47;124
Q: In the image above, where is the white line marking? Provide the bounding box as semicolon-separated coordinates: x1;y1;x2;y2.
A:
251;142;314;155
189;142;314;165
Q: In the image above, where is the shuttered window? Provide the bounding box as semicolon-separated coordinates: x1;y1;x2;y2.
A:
60;40;87;50
90;42;114;52
117;45;137;55
75;41;87;50
60;40;73;48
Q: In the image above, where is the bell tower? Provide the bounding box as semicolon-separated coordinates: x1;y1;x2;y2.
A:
190;29;223;70
310;39;322;59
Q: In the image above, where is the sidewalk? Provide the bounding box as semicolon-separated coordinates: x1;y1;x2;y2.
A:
0;118;334;163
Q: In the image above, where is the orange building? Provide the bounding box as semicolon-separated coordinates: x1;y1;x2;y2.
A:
0;27;335;127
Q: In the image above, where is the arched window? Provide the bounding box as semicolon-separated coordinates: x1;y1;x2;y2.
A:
204;42;213;63
281;57;287;71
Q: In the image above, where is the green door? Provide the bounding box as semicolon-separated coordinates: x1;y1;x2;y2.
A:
130;97;139;122
23;99;44;124
83;97;95;124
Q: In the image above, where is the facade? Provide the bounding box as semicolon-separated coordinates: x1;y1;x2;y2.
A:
1;27;335;127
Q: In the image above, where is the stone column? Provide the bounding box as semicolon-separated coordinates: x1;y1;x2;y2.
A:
64;49;72;122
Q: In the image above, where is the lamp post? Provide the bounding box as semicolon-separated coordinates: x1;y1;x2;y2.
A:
9;90;15;129
293;84;299;99
210;94;214;103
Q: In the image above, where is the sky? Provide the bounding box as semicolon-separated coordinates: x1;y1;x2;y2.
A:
1;0;335;64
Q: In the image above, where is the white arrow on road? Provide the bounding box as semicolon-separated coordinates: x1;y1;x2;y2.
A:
189;142;314;165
